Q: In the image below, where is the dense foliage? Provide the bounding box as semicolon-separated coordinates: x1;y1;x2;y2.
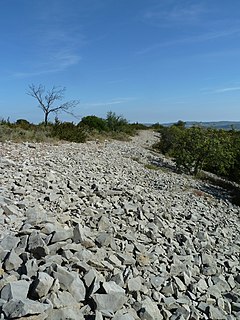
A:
51;120;87;143
78;115;107;132
78;112;139;136
155;123;240;183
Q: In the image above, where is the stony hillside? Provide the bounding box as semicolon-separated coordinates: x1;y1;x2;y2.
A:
0;130;239;319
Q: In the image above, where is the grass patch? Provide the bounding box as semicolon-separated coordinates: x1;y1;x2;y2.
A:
0;125;54;143
144;163;160;170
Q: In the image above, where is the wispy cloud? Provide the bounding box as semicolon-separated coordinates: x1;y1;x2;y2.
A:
200;85;240;95
137;27;240;55
138;2;240;55
142;2;206;27
215;86;240;93
193;48;240;60
12;51;82;78
11;3;85;79
83;97;137;108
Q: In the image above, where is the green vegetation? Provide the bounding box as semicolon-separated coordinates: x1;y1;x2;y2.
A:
144;163;160;170
78;112;140;136
155;122;240;183
79;115;107;132
0;112;148;143
51;119;87;143
0;119;53;143
106;111;128;132
77;112;149;141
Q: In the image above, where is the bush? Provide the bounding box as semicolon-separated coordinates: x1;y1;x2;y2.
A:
106;111;128;132
130;123;149;130
78;115;107;132
15;119;32;130
151;122;164;130
173;126;212;174
77;112;137;138
154;125;184;155
203;129;235;177
226;133;240;182
156;125;238;179
51;121;87;143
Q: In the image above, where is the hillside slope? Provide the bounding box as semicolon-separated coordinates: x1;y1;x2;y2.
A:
0;131;239;319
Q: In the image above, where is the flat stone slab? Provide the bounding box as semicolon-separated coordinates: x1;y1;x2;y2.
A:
2;299;50;318
93;293;126;317
1;280;30;301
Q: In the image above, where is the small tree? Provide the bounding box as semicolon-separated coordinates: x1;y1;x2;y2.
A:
27;84;80;125
173;120;186;129
173;126;210;175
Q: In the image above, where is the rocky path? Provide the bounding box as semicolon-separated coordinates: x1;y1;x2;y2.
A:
0;130;239;319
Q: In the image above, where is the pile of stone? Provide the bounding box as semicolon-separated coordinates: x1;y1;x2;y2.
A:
0;131;239;319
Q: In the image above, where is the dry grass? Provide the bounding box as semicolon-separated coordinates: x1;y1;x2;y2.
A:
0;124;134;144
0;125;55;143
144;163;160;170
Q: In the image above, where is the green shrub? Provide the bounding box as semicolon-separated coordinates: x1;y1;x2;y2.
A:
106;111;128;132
15;119;32;130
173;120;186;129
150;122;164;130
156;125;238;179
78;115;107;132
173;126;211;174
226;133;240;182
51;121;86;143
174;127;235;176
78;112;137;138
154;125;184;155
130;123;149;130
203;129;235;177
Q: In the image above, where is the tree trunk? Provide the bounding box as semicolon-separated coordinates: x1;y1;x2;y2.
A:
44;112;49;126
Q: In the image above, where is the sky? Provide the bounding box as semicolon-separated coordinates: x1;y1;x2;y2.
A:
1;0;240;124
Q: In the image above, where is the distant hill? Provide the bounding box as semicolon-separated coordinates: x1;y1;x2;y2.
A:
161;121;240;130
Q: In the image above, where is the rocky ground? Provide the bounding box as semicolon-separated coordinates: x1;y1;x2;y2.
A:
0;130;239;320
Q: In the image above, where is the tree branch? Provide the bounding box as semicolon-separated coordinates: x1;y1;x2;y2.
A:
27;84;79;125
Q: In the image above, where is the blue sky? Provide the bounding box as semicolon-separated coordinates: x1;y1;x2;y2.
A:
1;0;240;123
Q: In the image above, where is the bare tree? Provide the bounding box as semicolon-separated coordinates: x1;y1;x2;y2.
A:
27;84;80;125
